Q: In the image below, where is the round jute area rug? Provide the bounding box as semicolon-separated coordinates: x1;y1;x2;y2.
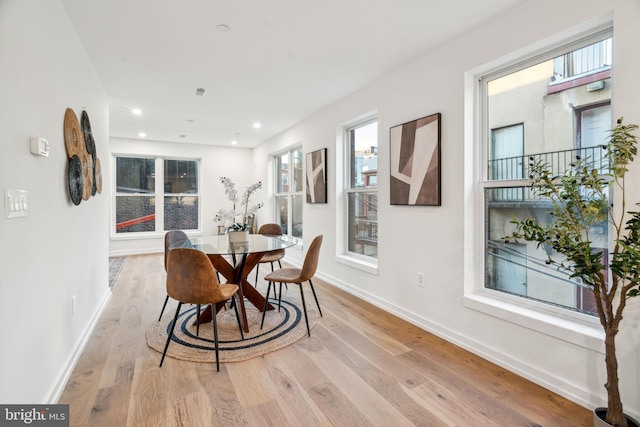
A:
146;298;319;363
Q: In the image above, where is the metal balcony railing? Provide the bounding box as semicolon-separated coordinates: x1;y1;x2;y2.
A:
551;38;612;82
353;193;378;244
487;145;609;202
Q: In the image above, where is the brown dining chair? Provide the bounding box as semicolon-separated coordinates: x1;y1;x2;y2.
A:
260;235;323;337
158;230;189;321
254;223;285;287
160;247;244;371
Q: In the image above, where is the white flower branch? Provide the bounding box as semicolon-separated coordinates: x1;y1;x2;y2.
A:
215;177;263;231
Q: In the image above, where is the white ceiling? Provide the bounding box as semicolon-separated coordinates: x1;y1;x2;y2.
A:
61;0;523;148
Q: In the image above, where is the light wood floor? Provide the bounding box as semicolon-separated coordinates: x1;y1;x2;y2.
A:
59;253;591;426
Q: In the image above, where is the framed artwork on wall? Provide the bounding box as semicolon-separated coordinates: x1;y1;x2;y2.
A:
389;112;441;206
305;148;327;204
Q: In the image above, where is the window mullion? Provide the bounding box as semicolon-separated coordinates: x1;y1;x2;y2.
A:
155;157;163;232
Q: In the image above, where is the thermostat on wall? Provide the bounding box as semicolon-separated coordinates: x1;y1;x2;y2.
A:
30;137;49;157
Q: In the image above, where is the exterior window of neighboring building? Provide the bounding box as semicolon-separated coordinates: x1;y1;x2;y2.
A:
274;147;303;238
115;156;200;234
346;119;378;258
479;32;612;315
163;159;199;231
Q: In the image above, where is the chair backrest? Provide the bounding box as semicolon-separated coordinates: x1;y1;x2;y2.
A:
258;223;283;236
299;235;323;281
164;230;189;271
166;248;227;304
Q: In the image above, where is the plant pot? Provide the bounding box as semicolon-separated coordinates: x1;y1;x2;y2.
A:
594;408;640;427
227;230;249;244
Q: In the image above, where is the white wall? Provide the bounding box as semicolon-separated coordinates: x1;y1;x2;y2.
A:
0;0;110;403
109;138;255;255
253;0;640;418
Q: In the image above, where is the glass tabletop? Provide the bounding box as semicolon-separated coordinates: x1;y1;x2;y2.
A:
170;234;298;255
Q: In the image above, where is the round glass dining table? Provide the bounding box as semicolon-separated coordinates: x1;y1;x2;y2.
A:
170;234;298;332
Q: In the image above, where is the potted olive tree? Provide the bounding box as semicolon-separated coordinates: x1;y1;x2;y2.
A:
506;118;639;427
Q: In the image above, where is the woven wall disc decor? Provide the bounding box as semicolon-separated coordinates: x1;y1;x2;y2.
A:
81;110;96;160
67;154;84;206
81;110;99;196
82;152;94;201
64;107;103;204
94;157;102;194
63;108;84;159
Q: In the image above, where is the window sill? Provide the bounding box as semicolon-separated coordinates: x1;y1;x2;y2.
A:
335;254;378;275
463;291;604;352
111;230;202;240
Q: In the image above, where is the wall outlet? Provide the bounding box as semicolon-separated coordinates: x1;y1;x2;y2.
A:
417;272;425;288
71;295;77;315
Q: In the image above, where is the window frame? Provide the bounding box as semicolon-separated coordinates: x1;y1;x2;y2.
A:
335;113;379;274
463;27;612;345
273;146;303;239
162;158;201;232
112;154;202;238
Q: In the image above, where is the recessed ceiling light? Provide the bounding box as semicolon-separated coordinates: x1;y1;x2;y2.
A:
253;122;261;129
194;88;206;96
216;24;230;33
138;132;146;138
180;134;186;138
132;108;142;115
231;140;237;145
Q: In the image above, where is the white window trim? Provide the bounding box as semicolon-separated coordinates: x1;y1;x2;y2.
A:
272;145;303;241
462;22;612;349
111;154;202;239
335;111;379;275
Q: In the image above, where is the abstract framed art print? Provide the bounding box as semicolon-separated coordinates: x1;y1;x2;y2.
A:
305;148;327;203
389;113;441;206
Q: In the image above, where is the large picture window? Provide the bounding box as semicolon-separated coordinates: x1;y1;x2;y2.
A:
479;32;612;315
345;119;378;258
274;147;303;238
115;156;200;234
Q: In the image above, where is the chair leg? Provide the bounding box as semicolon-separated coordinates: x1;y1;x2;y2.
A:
158;294;170;321
277;282;283;312
307;279;323;317
196;304;201;336
276;261;288;291
269;263;278;299
160;302;182;367
232;294;244;340
260;281;273;329
298;283;311;337
212;303;220;372
254;264;260;287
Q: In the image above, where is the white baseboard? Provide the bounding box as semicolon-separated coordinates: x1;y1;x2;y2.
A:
109;248;161;257
281;255;302;268
45;289;112;404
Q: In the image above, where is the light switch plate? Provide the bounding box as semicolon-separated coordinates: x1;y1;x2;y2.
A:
6;189;28;218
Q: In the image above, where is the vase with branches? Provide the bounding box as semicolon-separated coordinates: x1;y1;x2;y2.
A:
506;118;639;427
215;176;263;232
